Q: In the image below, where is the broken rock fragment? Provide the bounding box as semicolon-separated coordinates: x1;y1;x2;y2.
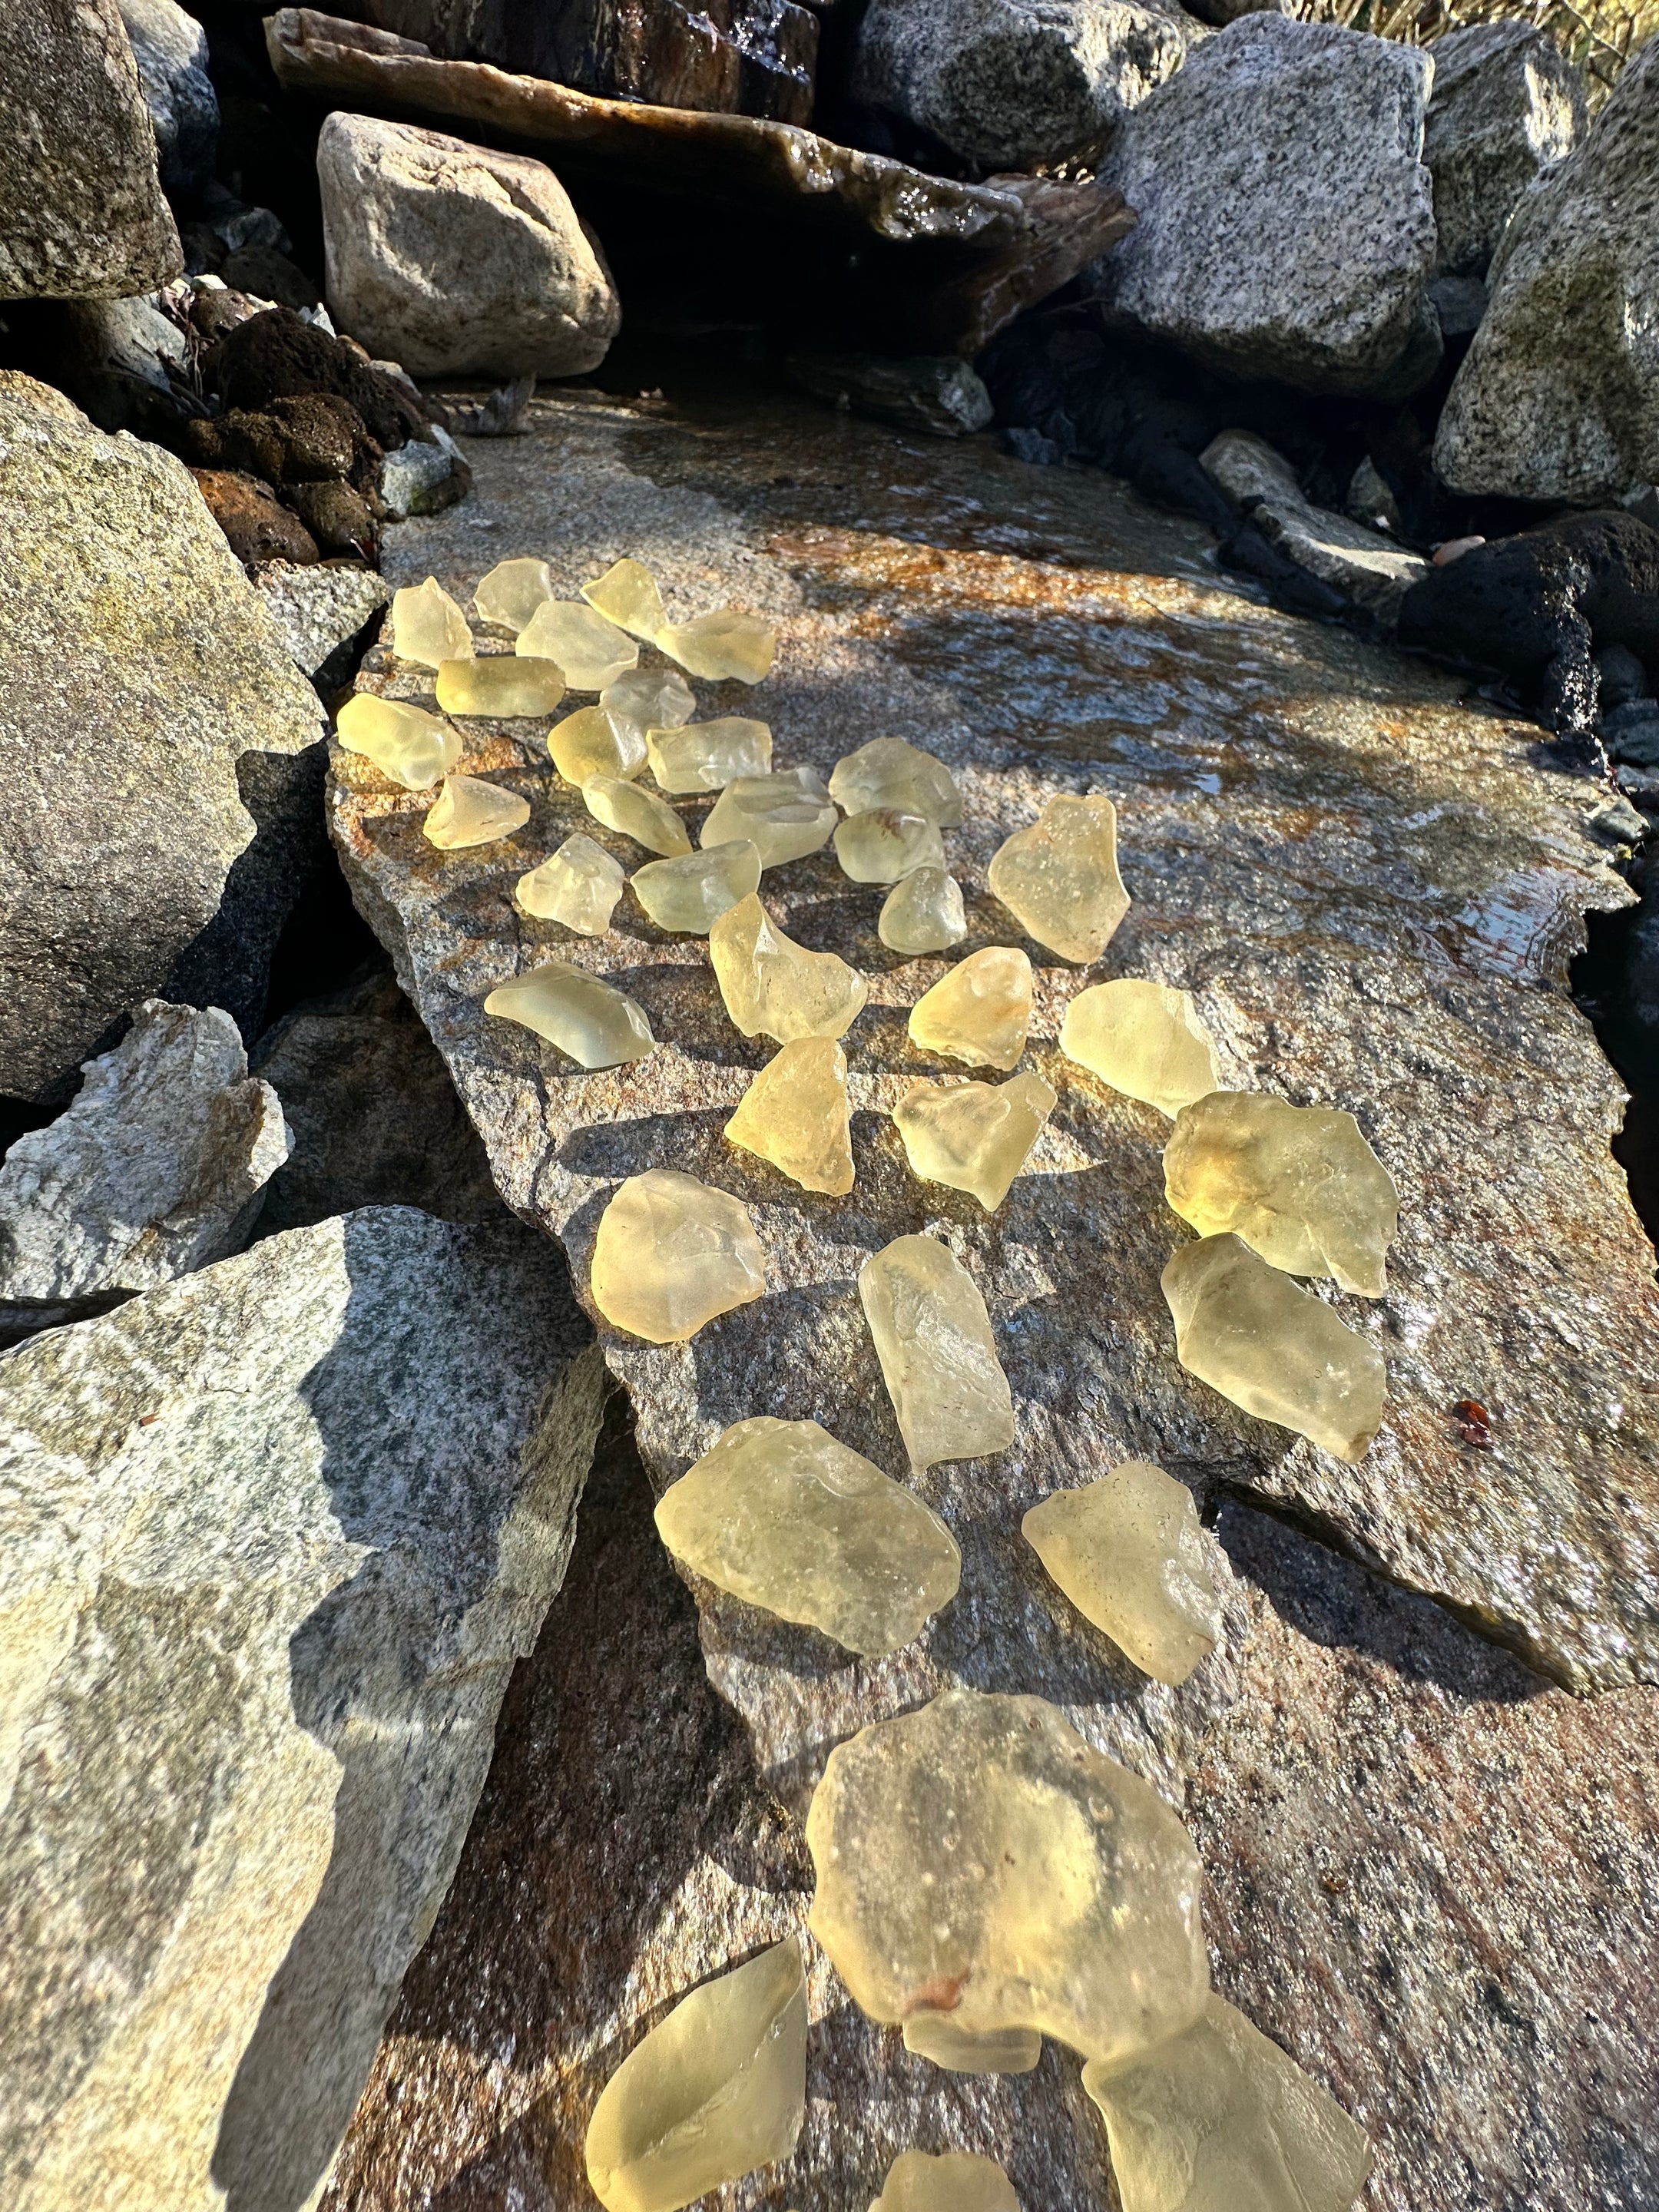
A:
551;704;649;784
654;1416;961;1654
392;575;473;667
1161;1233;1387;1462
880;866;967;954
657;608;777;683
710;894;868;1043
835;807;947;884
858;1233;1015;1470
435;654;565;717
583;555;667;643
870;2149;1022;2211
724;1035;855;1194
1061;979;1220;1118
633;839;762;934
830;735;963;826
517;834;626;934
806;1688;1209;2066
907;946;1032;1071
648;716;773;793
335;693;461;790
584;771;692;855
475;555;554;632
701;768;838;866
894;1069;1055;1213
988;793;1130;963
423;773;531;849
484;959;655;1068
589;1167;767;1342
518;598;638;688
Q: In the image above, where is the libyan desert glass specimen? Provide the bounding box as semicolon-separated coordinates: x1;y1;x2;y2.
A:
1022;1462;1224;1686
649;717;773;793
633;839;761;934
893;1071;1055;1214
435;654;566;719
879;868;967;955
518;598;639;689
582;556;667;644
701;770;837;869
658;608;777;683
392;575;472;667
551;705;647;785
908;948;1032;1071
423;773;531;849
724;1037;854;1194
475;555;553;634
806;1688;1209;2068
834;809;946;886
484;960;655;1069
654;1416;960;1655
590;1168;767;1343
1164;1091;1399;1298
830;736;963;828
1061;980;1220;1120
516;834;625;934
710;895;867;1044
858;1234;1014;1471
335;693;461;790
901;2018;1041;2075
1161;1233;1386;1462
604;667;694;737
584;1936;806;2212
1082;1995;1374;2212
870;2151;1020;2212
584;772;692;856
989;793;1129;964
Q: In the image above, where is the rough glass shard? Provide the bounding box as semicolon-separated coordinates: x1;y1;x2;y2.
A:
900;2018;1042;2075
475;555;554;634
908;948;1032;1071
857;1233;1014;1471
589;1167;767;1343
870;2150;1022;2211
1061;979;1220;1120
584;772;692;856
582;556;667;644
335;692;461;790
633;839;762;935
584;1937;807;2212
604;666;695;736
654;1416;960;1655
829;737;963;828
1081;1995;1375;2212
724;1037;854;1194
1164;1091;1399;1297
893;1071;1055;1213
435;654;566;719
1161;1233;1386;1463
423;773;531;849
551;704;648;785
649;717;773;793
392;575;472;667
834;808;947;886
1022;1461;1225;1686
806;1688;1209;2068
516;833;625;935
657;608;777;683
988;794;1130;963
710;894;867;1044
879;867;968;955
701;770;837;868
518;598;639;689
484;959;655;1069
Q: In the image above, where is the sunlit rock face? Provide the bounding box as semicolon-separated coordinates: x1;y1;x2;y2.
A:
584;1937;807;2212
435;654;565;717
806;1689;1210;2067
830;735;963;826
483;959;655;1068
633;839;762;934
657;608;777;682
1164;1091;1399;1296
515;833;624;934
701;769;839;867
879;866;967;953
582;555;667;642
724;1036;855;1194
392;575;472;667
583;770;692;855
604;666;694;737
869;2149;1022;2211
857;1233;1015;1471
1161;1233;1387;1462
907;948;1033;1071
1082;1995;1374;2212
710;894;868;1042
475;554;553;632
893;1071;1055;1212
988;793;1130;963
517;598;637;688
551;704;648;783
647;717;772;793
900;2018;1042;2075
335;693;459;790
1022;1461;1226;1685
834;807;946;884
654;1416;961;1655
589;1167;767;1342
422;773;531;849
1061;979;1220;1118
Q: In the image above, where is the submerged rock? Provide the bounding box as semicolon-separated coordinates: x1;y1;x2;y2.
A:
790;353;995;439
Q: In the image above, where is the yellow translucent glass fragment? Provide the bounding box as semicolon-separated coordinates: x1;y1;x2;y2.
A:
879;867;967;955
901;2018;1042;2075
724;1037;854;1194
483;959;654;1069
335;693;460;791
632;839;761;935
648;717;773;793
1061;979;1220;1119
604;667;694;736
907;948;1031;1071
870;2151;1021;2211
435;654;566;719
516;833;625;934
893;1071;1055;1213
830;736;963;827
583;773;691;856
858;1233;1014;1471
550;705;647;785
589;1167;767;1342
475;555;554;634
391;575;472;667
710;895;867;1044
581;556;667;643
988;793;1129;963
657;608;776;682
833;809;946;886
700;770;836;868
422;773;531;849
518;598;638;689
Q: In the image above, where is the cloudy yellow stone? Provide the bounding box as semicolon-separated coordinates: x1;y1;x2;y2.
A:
806;1688;1209;2068
604;667;694;737
829;737;963;828
710;894;867;1044
858;1234;1014;1471
484;959;655;1069
893;1071;1055;1214
589;1168;767;1343
1164;1091;1399;1297
633;839;761;935
392;575;472;667
584;773;692;857
435;654;566;719
1022;1462;1225;1686
335;693;461;790
901;2018;1041;2075
423;773;531;849
550;705;647;785
516;834;625;935
584;1937;806;2212
648;717;773;794
1061;979;1220;1119
1161;1233;1386;1462
724;1037;854;1194
475;555;553;634
654;1416;960;1655
869;2151;1021;2212
1082;1995;1374;2212
907;948;1032;1071
988;794;1129;964
701;770;837;869
518;598;639;689
834;809;946;886
657;608;776;682
581;556;667;643
879;868;967;955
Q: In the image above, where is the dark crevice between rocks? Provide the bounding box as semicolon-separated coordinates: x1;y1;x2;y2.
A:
1571;847;1659;1256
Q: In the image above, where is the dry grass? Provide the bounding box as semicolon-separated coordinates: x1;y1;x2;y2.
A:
1286;0;1659;101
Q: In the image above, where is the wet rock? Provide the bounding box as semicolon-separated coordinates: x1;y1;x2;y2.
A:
907;177;1139;358
1424;22;1584;277
1200;429;1428;621
253;560;390;680
789;353;994;438
118;0;220;198
0;1204;604;2212
192;466;322;567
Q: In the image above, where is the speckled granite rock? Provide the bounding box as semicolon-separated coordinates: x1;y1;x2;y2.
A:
1422;20;1584;277
1200;429;1427;621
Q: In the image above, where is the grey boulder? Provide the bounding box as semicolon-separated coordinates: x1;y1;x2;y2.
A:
117;0;220;199
253;559;390;680
1202;429;1428;621
1425;21;1584;276
48;290;189;435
